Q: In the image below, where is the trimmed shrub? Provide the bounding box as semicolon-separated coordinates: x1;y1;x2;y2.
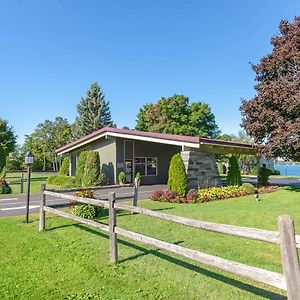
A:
167;153;187;195
118;171;126;184
258;166;271;186
59;157;70;176
70;191;106;219
135;172;142;185
76;151;88;186
269;169;280;175
46;175;77;187
83;151;101;187
72;204;96;219
241;183;257;194
227;155;242;186
0;179;11;194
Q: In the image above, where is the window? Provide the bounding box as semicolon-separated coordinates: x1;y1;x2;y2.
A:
134;157;157;176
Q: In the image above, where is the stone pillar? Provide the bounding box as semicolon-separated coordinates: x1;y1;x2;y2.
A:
181;151;221;189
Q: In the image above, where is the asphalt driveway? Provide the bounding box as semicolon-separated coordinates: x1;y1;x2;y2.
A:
0;184;167;218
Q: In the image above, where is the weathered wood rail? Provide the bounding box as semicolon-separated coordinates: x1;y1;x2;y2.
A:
6;173;24;193
39;185;300;299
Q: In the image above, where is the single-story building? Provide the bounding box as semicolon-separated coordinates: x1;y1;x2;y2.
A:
56;127;256;188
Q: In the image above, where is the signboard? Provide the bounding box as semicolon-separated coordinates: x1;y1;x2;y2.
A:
117;163;124;168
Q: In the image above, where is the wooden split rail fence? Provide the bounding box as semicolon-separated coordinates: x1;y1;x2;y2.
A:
39;184;300;299
6;173;24;193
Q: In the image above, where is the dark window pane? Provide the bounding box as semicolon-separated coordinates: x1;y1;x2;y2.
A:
135;163;145;176
147;158;157;175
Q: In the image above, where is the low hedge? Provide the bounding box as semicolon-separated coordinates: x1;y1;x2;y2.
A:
150;183;279;204
46;175;77;187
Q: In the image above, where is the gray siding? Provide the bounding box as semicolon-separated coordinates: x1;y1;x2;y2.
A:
91;137;117;185
115;138;181;185
69;137;117;185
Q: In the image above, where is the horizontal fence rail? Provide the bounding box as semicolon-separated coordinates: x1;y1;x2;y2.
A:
39;185;300;299
47;183;133;194
113;203;300;248
114;226;286;290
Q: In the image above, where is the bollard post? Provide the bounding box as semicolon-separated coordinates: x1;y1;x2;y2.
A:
132;177;138;207
39;184;46;232
20;173;24;193
109;192;118;263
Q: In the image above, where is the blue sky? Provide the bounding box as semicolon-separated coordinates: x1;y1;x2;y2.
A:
1;1;299;144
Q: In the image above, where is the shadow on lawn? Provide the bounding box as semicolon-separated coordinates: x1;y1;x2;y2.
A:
285;186;300;192
74;224;285;300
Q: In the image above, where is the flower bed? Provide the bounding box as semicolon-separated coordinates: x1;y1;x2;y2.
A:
150;184;279;204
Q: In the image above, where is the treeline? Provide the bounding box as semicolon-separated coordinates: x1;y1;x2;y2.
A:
2;82;252;173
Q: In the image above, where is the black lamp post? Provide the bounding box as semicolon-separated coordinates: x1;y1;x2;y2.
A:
25;151;34;223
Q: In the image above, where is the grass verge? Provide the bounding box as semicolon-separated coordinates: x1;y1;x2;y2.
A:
1;187;300;299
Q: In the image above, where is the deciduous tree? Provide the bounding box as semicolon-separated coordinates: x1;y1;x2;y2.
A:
0;119;16;159
23;117;71;171
241;17;300;160
135;95;220;138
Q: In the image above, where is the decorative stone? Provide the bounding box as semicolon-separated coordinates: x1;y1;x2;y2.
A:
180;151;221;189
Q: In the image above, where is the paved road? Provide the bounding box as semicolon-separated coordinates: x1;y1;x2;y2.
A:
0;184;167;218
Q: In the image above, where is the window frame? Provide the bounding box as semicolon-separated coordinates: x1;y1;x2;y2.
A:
134;156;158;177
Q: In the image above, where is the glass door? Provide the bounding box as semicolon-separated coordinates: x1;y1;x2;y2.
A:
125;160;133;183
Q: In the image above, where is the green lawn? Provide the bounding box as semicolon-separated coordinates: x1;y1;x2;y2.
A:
1;187;300;299
4;172;57;196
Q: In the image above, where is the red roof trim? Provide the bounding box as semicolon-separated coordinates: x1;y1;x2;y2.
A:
56;127;200;153
56;127;253;153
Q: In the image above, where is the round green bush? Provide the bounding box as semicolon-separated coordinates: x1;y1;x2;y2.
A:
72;204;96;219
118;171;126;184
59;156;70;176
167;153;187;196
241;183;256;194
227;155;242;186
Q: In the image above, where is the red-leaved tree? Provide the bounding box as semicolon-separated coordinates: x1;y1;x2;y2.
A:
240;17;300;160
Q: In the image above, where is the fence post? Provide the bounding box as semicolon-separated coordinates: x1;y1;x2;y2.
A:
20;173;24;193
132;178;138;207
109;192;118;263
39;184;46;232
278;215;300;299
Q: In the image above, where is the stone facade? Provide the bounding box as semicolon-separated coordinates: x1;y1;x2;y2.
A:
181;151;221;189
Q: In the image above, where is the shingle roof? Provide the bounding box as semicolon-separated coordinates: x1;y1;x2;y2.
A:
56;127;254;154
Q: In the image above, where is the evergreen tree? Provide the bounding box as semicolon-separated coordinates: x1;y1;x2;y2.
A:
227;155;242;186
167;153;187;195
72;82;113;139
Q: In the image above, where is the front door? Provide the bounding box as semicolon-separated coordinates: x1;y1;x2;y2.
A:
125;160;133;183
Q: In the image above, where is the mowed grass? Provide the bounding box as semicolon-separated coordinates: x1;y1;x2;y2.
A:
4;172;57;196
1;187;300;299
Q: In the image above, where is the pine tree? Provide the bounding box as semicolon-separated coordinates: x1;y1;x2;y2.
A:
72;82;113;139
